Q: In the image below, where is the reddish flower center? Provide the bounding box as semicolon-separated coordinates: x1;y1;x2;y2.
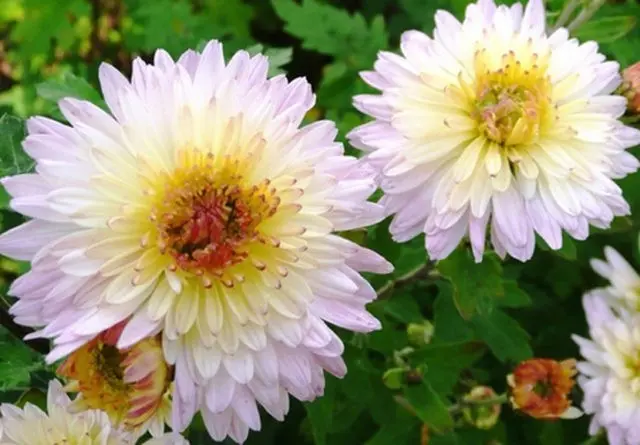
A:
152;151;280;274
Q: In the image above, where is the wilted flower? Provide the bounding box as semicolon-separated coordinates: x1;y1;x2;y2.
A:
590;245;640;312
0;380;186;445
57;321;172;438
0;40;392;442
508;358;582;419
349;0;640;262
462;386;502;429
574;293;640;444
621;62;640;113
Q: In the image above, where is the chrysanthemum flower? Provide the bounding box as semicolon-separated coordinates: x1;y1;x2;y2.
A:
0;380;186;444
507;358;581;419
574;294;640;444
590;245;640;312
57;321;172;438
349;0;640;262
0;40;392;442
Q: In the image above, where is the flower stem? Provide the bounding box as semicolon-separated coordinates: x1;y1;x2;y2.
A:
463;393;509;406
567;0;606;32
376;263;432;299
553;0;580;30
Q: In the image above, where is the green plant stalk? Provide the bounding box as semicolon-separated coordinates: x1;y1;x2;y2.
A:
449;393;509;413
553;0;581;30
376;263;431;299
567;0;607;32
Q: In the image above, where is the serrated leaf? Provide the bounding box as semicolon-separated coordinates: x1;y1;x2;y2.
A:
271;0;388;68
36;72;106;110
126;0;253;57
471;309;532;363
0;326;44;391
438;248;503;319
403;381;454;432
573;16;636;44
264;47;293;76
0;114;33;176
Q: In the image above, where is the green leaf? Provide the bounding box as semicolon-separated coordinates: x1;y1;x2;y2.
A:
496;281;532;308
437;248;504;319
409;341;486;395
10;0;90;59
366;413;419;445
471;309;532;363
126;0;253;57
573;16;637;44
271;0;388;68
403;381;454;432
264;47;293;76
0;326;45;391
383;293;423;324
433;283;476;342
36;72;106;110
0;114;33;176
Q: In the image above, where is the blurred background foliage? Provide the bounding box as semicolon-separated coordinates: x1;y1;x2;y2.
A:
0;0;639;444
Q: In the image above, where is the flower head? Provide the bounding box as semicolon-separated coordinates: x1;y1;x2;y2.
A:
621;62;640;113
0;380;186;445
57;321;172;438
349;0;640;262
0;40;392;443
507;358;581;419
589;245;640;312
574;293;640;444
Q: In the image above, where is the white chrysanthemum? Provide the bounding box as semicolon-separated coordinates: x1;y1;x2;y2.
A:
573;294;640;445
0;41;392;443
348;0;640;262
590;245;640;312
0;380;187;445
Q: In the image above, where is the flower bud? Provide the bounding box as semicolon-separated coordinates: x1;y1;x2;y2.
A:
507;358;583;420
383;367;407;389
462;386;501;430
407;321;435;347
621;62;640;113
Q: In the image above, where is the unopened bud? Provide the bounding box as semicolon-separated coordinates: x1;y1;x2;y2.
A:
621;62;640;113
382;367;407;390
407;321;435;347
462;386;501;430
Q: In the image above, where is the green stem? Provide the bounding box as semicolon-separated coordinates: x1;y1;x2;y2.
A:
553;0;581;30
449;393;509;413
376;263;431;299
567;0;606;32
462;393;509;407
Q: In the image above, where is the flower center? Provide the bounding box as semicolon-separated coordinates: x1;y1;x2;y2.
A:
471;48;551;146
152;150;280;275
94;343;127;392
57;323;171;431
